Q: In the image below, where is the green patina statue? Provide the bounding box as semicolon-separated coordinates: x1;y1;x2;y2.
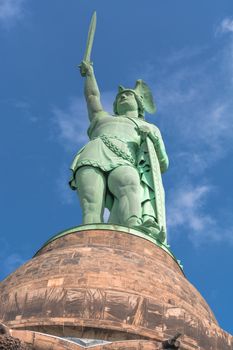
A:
69;13;169;244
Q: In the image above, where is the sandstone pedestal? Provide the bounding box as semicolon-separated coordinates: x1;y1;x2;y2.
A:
0;225;232;349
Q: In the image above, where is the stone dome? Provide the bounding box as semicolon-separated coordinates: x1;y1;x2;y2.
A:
0;226;232;349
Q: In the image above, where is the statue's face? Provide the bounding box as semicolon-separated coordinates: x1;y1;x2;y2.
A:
116;91;138;115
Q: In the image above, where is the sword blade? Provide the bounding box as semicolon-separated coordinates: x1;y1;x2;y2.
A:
83;11;97;62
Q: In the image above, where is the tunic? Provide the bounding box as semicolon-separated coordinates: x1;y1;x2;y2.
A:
70;114;141;182
69;113;168;228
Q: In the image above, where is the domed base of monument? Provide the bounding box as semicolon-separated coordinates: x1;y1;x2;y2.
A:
0;224;232;349
1;325;165;350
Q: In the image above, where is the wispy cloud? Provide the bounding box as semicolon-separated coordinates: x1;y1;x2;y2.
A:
0;0;26;27
167;184;215;243
167;183;233;246
52;91;115;152
217;17;233;34
52;96;89;151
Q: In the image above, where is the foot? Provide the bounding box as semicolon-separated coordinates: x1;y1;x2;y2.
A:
125;216;142;227
135;219;166;244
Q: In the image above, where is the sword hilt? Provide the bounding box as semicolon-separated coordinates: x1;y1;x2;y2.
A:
78;60;93;77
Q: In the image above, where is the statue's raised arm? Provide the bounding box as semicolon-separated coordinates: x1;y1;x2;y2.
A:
78;12;104;121
79;61;104;121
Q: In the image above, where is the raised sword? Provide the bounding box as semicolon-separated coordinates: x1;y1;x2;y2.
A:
80;11;97;76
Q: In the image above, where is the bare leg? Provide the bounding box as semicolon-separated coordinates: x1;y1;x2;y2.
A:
108;166;142;226
108;198;120;224
75;166;106;224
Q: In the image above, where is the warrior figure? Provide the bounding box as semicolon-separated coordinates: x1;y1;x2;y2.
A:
70;59;169;243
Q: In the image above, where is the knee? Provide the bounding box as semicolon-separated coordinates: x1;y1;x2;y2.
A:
79;186;97;204
82;198;99;213
123;182;141;197
117;171;140;190
123;172;140;187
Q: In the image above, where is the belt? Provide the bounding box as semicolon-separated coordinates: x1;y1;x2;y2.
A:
94;134;136;166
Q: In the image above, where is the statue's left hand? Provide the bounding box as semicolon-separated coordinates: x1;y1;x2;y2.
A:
139;126;160;147
149;132;160;147
139;125;151;141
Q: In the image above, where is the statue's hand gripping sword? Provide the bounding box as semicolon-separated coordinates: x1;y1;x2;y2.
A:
80;11;97;77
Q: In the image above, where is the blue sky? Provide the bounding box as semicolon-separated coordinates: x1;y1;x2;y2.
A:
0;0;233;335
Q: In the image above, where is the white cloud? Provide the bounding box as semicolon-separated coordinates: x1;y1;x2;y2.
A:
218;17;233;34
52;91;115;152
52;96;89;151
0;0;26;26
166;184;233;246
167;184;214;237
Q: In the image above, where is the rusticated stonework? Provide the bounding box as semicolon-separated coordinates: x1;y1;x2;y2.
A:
0;227;232;349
